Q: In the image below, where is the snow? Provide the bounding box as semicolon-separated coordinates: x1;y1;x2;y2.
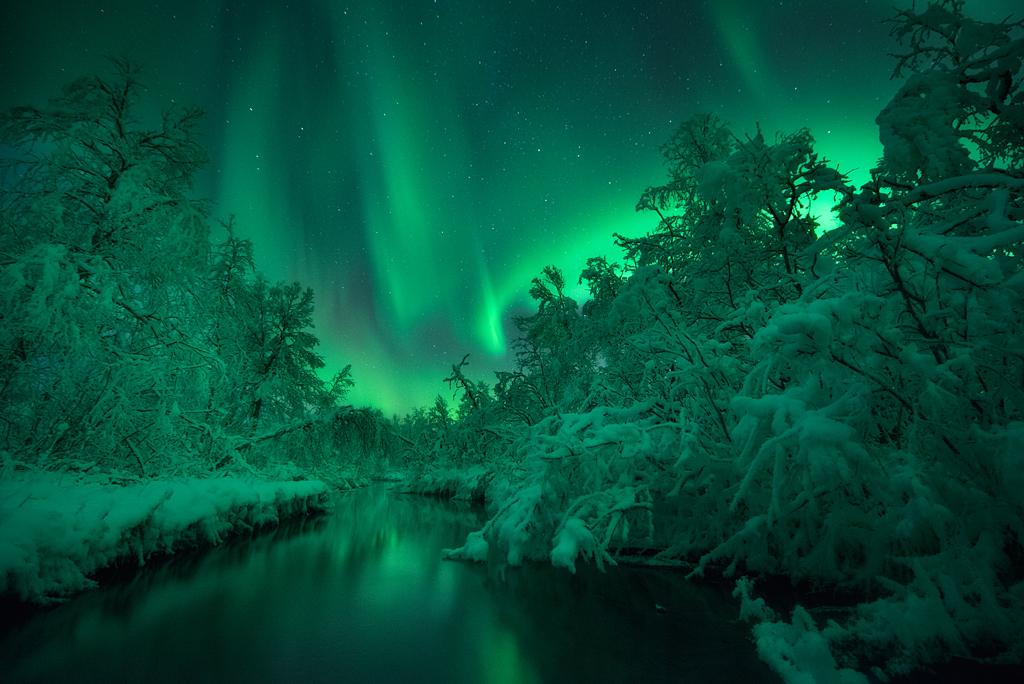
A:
752;607;868;684
733;576;775;623
550;517;596;573
0;472;330;603
449;530;489;563
400;465;494;501
496;484;544;566
876;72;974;182
733;579;868;683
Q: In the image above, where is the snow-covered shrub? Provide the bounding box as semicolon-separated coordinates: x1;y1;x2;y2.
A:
750;606;868;684
695;289;889;585
445;404;661;571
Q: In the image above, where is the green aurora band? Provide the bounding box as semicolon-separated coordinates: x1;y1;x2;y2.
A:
3;0;1021;413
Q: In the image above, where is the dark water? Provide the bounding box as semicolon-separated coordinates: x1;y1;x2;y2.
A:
0;486;776;683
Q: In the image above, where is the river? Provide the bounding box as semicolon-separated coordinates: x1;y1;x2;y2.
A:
0;485;777;683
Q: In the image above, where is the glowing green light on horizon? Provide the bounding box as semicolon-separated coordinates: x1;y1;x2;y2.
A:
215;0;901;416
492;198;657;312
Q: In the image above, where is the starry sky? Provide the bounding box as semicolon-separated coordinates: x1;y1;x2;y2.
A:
2;0;1018;414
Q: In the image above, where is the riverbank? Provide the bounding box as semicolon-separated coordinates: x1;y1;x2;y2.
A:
0;484;779;684
0;472;331;603
398;465;494;502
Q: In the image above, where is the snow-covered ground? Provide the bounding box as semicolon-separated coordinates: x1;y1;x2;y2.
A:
0;472;331;603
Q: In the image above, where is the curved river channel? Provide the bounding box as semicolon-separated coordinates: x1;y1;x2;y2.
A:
0;486;776;683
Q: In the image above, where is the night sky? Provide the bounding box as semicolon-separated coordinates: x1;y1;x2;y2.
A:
2;0;1018;414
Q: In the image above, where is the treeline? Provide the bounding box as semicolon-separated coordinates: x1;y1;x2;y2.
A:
0;60;384;480
392;2;1024;677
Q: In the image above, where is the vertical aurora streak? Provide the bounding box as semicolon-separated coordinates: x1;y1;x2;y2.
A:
709;0;774;103
474;239;506;356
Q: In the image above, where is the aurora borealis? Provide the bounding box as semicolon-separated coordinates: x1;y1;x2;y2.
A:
3;0;1019;413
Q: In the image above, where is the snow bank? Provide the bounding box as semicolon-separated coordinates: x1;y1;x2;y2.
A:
0;472;330;603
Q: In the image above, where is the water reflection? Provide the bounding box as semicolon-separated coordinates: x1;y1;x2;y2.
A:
485;563;771;683
0;487;775;683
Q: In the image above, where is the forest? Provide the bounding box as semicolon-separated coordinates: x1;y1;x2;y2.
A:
2;1;1023;681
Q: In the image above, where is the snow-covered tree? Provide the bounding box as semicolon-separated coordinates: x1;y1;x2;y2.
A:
0;61;365;480
428;2;1024;677
0;60;215;473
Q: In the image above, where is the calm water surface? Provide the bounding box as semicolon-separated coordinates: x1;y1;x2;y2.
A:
0;486;776;683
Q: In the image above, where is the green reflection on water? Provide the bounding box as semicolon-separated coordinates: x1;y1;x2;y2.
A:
0;487;775;683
